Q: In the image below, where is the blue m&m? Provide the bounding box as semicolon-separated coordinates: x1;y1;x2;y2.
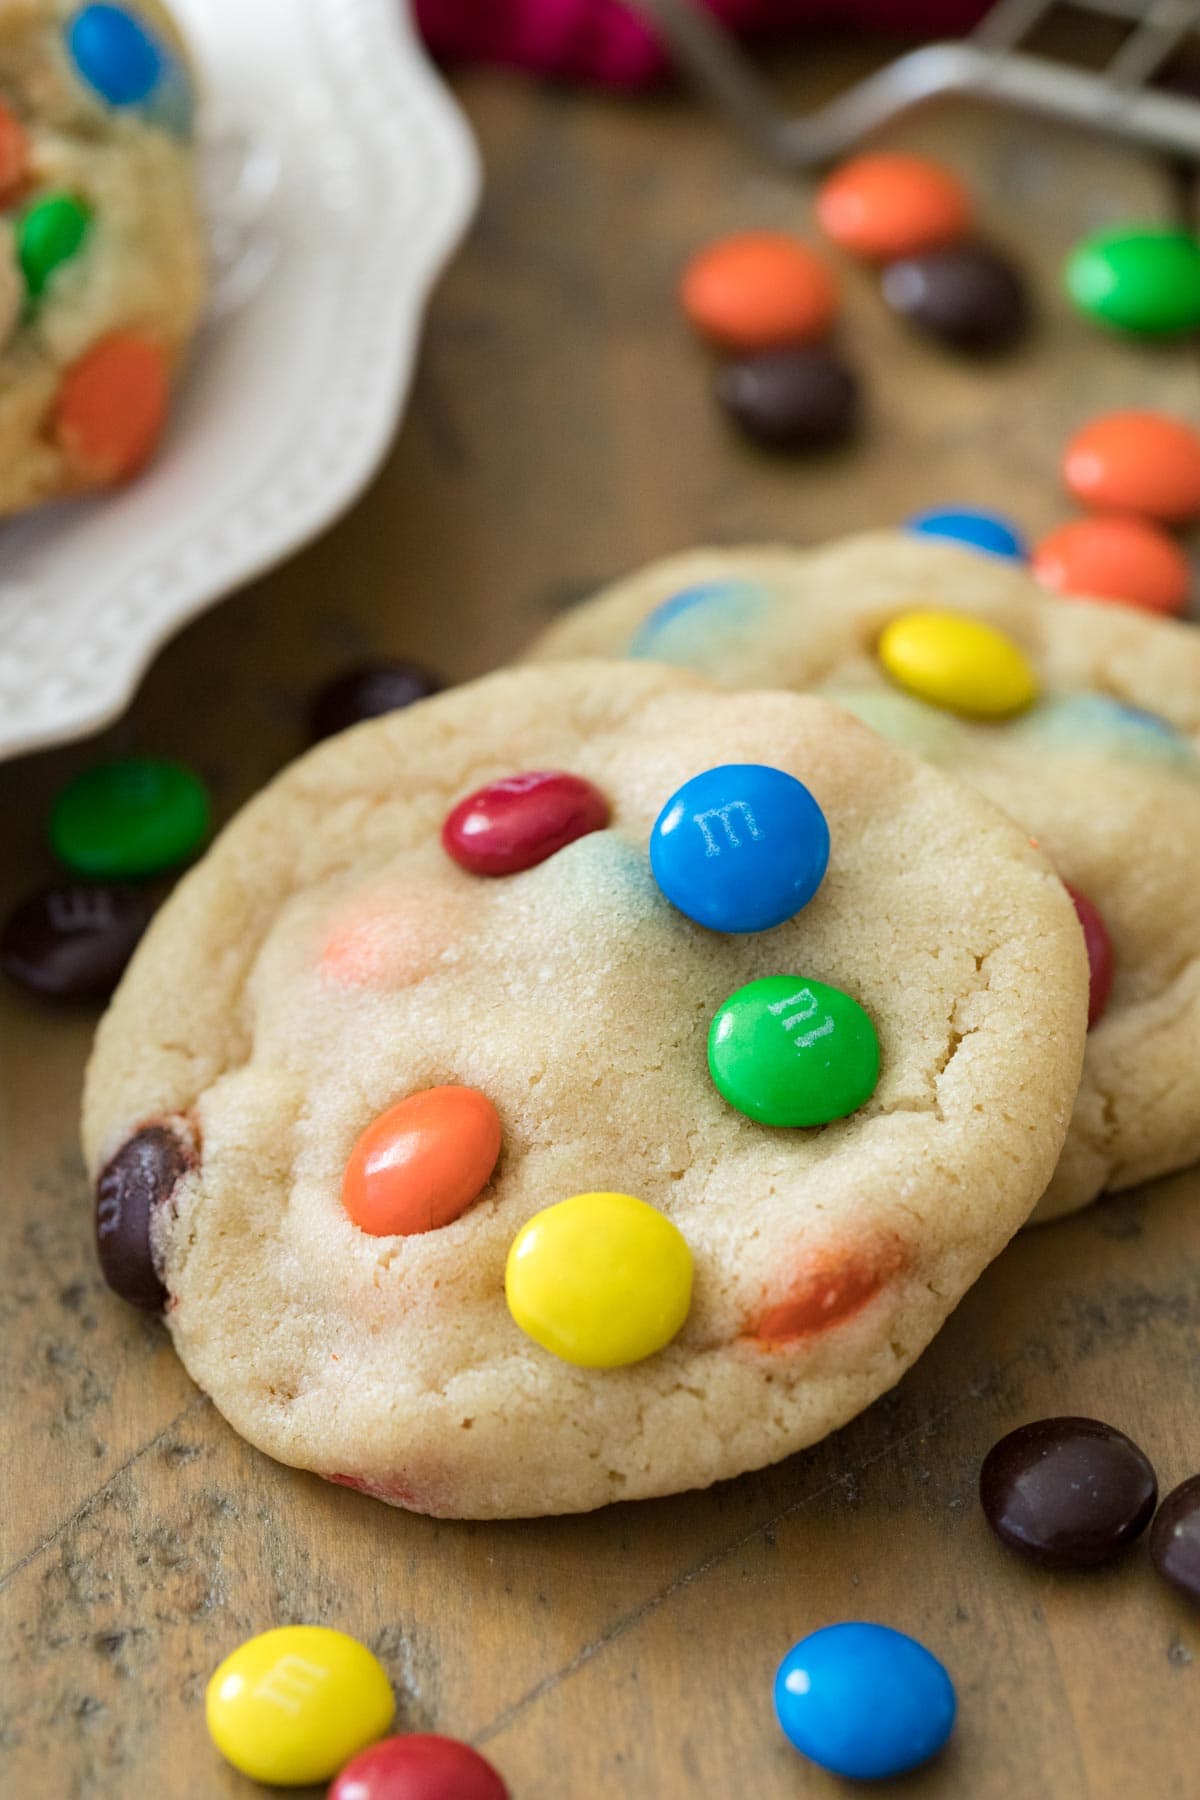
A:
650;764;829;934
906;507;1027;561
66;5;179;112
775;1622;957;1781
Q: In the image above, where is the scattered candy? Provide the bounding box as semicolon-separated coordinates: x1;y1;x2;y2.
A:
1062;410;1200;525
649;763;829;934
505;1191;692;1368
342;1087;502;1237
1150;1475;1200;1607
95;1122;193;1308
877;609;1038;718
980;1417;1158;1568
0;882;153;1002
708;974;880;1127
1064;226;1200;336
881;242;1028;352
308;661;444;741
1064;884;1114;1031
205;1625;394;1787
0;104;30;207
442;770;609;877
679;231;839;351
53;332;170;481
816;153;970;262
50;755;210;878
17;192;91;299
906;507;1027;561
330;1733;510;1800
66;3;167;108
715;345;859;449
774;1622;956;1780
1032;515;1191;617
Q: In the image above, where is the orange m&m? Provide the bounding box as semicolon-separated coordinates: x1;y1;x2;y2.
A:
1062;410;1200;525
53;331;170;483
679;231;839;352
0;104;30;207
1032;515;1191;617
342;1086;502;1237
816;153;971;262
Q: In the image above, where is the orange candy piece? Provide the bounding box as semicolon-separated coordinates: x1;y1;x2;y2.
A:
679;231;839;352
0;104;30;207
816;153;971;262
53;332;170;483
342;1086;502;1237
1032;515;1191;617
1063;410;1200;525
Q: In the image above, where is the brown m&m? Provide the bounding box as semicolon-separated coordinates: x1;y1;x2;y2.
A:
980;1417;1157;1568
95;1122;195;1308
715;347;860;450
881;243;1029;352
1150;1475;1200;1606
1;882;153;1001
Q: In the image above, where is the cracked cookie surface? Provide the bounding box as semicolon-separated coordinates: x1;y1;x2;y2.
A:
528;535;1200;1221
82;663;1086;1517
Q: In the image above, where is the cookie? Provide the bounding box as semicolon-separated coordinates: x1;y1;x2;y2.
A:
82;663;1086;1518
0;1;205;514
528;533;1200;1221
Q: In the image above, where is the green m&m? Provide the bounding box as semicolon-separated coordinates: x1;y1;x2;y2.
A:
708;974;880;1127
17;193;91;299
51;757;211;879
1064;227;1200;336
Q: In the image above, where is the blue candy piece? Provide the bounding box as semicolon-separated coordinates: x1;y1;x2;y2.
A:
67;4;166;107
650;763;829;934
907;507;1027;561
775;1622;957;1781
1008;693;1196;770
627;580;772;672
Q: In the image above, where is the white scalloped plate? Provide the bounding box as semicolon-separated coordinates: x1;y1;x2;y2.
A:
0;0;479;761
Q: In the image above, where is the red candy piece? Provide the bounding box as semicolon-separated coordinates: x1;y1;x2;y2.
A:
1063;410;1200;525
1032;515;1191;617
330;1734;509;1800
745;1237;905;1346
54;332;170;483
1064;882;1114;1031
0;103;30;206
816;153;971;262
442;770;609;875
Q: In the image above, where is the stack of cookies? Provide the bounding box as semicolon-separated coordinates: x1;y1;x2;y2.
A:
83;532;1200;1518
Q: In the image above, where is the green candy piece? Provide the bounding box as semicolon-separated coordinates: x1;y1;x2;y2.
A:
17;193;92;299
51;757;211;879
709;974;880;1128
1064;227;1200;336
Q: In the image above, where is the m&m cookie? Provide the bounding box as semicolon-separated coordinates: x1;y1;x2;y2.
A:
84;663;1084;1517
0;1;204;514
529;534;1200;1222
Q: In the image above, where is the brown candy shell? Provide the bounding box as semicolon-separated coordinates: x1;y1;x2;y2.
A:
980;1416;1157;1568
716;347;860;450
1;883;153;1002
307;661;444;742
882;243;1030;353
1150;1475;1200;1605
94;1123;195;1310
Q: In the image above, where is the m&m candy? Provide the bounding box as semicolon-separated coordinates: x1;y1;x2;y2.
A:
1062;411;1200;525
342;1087;502;1237
816;153;970;262
882;242;1028;352
877;610;1038;717
442;770;609;876
308;660;444;741
1150;1475;1200;1606
1065;227;1200;335
650;764;829;934
906;507;1027;561
17;193;90;298
206;1626;394;1786
0;104;30;207
715;345;860;450
50;756;210;878
330;1734;510;1800
1;882;153;1002
505;1191;693;1367
774;1622;956;1780
1032;516;1190;617
95;1122;193;1309
708;975;880;1128
67;3;167;107
54;333;170;481
679;231;839;351
980;1417;1157;1568
1064;884;1113;1030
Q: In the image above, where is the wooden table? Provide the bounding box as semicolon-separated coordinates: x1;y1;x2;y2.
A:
2;34;1199;1800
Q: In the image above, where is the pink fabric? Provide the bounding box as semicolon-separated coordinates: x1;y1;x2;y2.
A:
414;0;990;88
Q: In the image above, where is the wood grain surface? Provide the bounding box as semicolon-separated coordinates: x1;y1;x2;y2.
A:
2;35;1199;1800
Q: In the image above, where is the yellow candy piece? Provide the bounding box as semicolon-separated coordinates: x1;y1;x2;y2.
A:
205;1625;394;1787
506;1191;693;1368
877;608;1038;718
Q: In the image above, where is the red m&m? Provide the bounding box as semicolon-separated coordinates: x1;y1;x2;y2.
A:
342;1087;502;1237
1062;410;1200;525
330;1734;509;1800
1064;883;1114;1031
1032;516;1191;617
442;770;609;876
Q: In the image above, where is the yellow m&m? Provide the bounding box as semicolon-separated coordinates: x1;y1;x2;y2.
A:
505;1191;693;1368
877;609;1038;718
206;1625;394;1786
